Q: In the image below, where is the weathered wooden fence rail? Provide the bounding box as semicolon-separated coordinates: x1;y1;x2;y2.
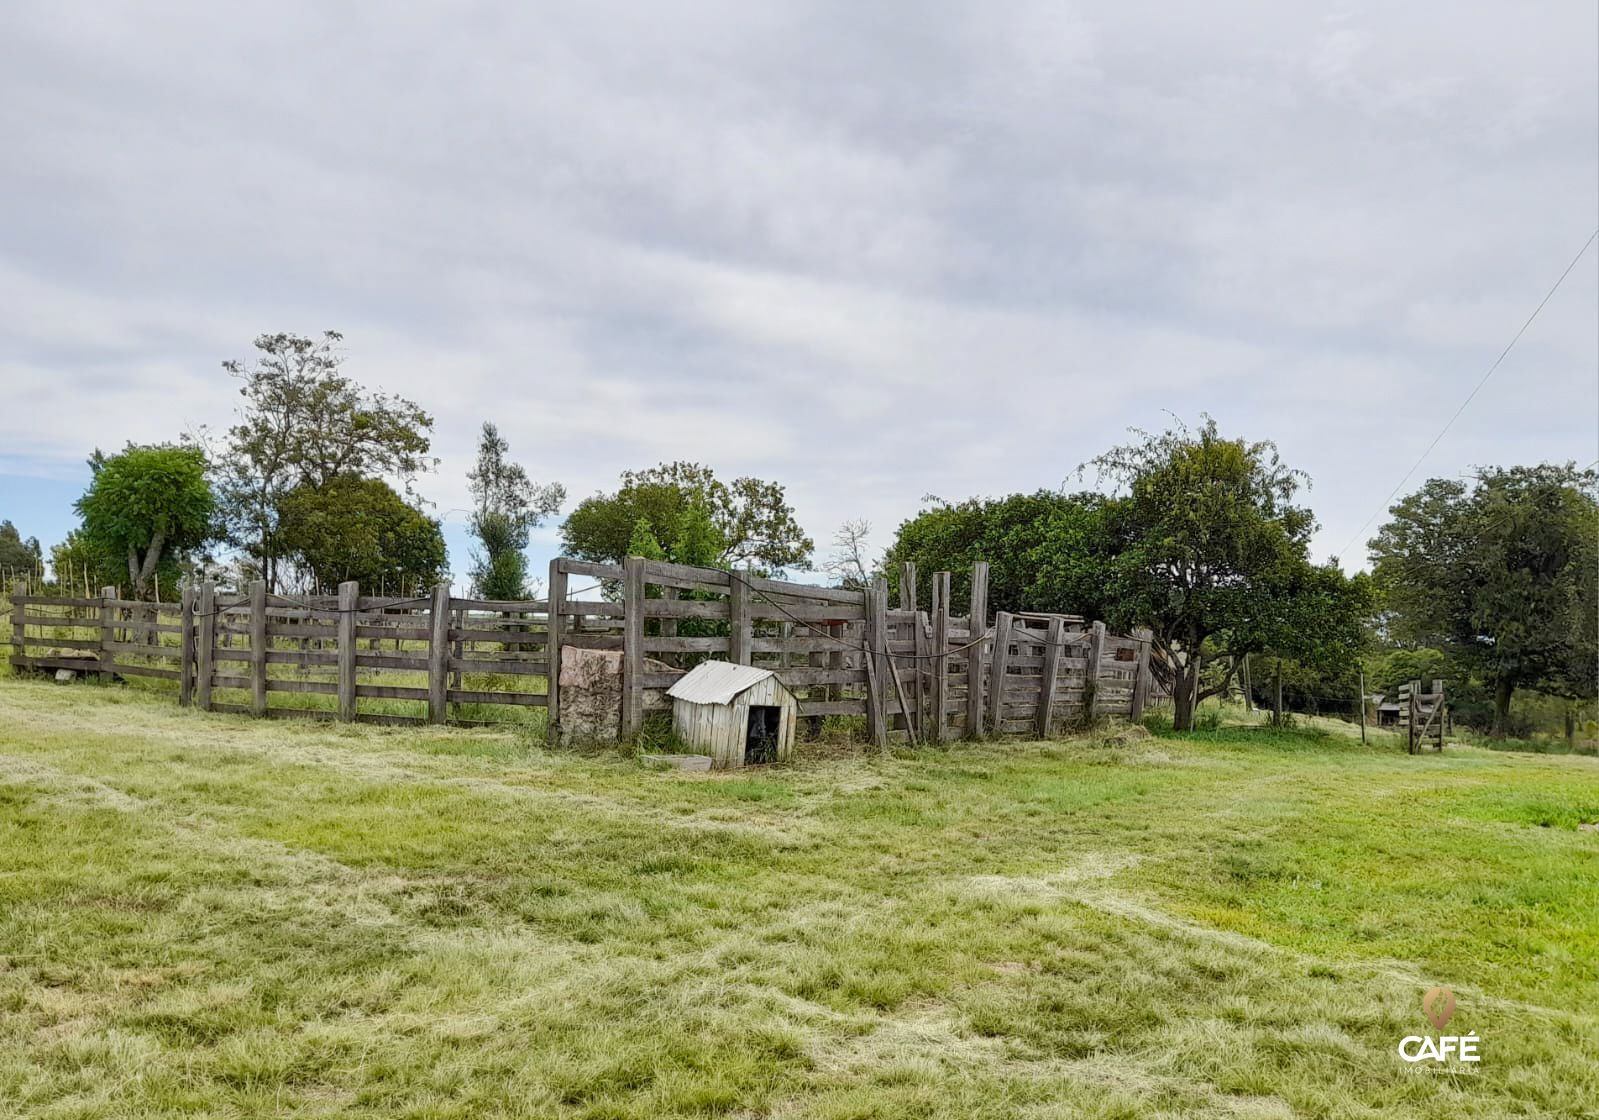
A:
10;557;1155;742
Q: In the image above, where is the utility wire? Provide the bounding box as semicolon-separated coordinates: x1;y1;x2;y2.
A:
1337;228;1599;563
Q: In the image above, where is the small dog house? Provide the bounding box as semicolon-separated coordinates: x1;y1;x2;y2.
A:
667;662;797;769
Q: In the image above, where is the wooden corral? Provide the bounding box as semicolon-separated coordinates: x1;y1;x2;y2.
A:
9;556;1157;745
667;662;797;769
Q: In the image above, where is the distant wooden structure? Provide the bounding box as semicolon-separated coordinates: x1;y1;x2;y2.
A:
1369;694;1403;727
1399;679;1446;754
667;662;798;769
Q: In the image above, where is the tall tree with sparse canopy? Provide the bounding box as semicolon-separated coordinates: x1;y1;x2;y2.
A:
1371;463;1598;735
467;422;565;600
75;444;215;599
216;331;434;589
561;462;812;575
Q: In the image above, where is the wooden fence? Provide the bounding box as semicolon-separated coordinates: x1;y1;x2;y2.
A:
885;562;1152;744
8;557;1155;742
7;579;578;726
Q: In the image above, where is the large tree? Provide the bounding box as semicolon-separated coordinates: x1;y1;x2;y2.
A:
75;444;215;599
216;331;434;589
0;521;42;580
1093;418;1369;730
1371;463;1598;734
276;475;446;594
882;491;1112;614
467;422;564;600
561;462;812;575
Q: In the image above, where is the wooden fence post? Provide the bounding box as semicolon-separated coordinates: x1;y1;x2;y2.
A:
875;580;891;750
899;561;919;737
99;586;117;681
1433;679;1445;751
179;582;195;707
196;581;215;711
1129;628;1153;721
427;583;451;724
1405;679;1416;753
863;582;889;750
9;579;26;675
450;606;464;696
1412;679;1423;754
622;556;645;737
337;580;358;722
931;572;950;743
965;561;988;739
547;559;565;742
827;621;844;707
1082;620;1106;726
987;611;1013;731
10;579;27;673
1357;667;1366;744
1036;615;1066;737
729;565;751;666
248;580;267;716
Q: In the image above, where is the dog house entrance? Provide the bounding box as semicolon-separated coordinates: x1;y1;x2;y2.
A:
745;705;781;764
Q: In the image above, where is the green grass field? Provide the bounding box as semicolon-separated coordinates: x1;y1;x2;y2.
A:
1;678;1596;1118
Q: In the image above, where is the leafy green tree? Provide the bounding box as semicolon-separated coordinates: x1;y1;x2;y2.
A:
216;331;435;590
74;444;214;599
466;422;564;600
561;462;812;574
0;521;42;580
673;499;724;567
882;491;1112;613
276;476;446;594
1092;418;1368;730
626;517;669;562
1371;463;1598;734
49;530;130;594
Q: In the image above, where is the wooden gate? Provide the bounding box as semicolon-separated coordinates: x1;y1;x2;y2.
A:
1398;678;1446;754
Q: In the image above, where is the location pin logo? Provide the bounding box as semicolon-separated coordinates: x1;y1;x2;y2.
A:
1422;986;1456;1030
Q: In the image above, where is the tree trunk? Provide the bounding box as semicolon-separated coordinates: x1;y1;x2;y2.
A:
1172;665;1194;730
1565;707;1575;746
134;531;166;599
1491;678;1514;738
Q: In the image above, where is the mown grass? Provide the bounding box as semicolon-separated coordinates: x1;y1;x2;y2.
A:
0;677;1596;1118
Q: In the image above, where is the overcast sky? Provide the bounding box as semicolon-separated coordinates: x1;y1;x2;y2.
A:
3;2;1596;585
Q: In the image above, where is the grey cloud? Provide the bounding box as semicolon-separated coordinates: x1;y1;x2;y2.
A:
1;1;1594;572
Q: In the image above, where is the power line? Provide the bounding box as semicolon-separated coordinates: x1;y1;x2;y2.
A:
1337;228;1599;563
